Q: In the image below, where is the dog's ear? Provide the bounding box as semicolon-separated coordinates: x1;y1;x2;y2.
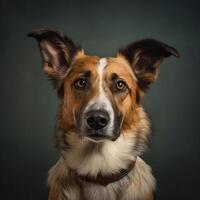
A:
119;39;180;90
28;28;80;84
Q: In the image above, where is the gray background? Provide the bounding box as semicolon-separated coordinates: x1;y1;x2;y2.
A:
1;0;200;199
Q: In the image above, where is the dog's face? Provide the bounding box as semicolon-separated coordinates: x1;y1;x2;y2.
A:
29;29;179;143
60;55;139;141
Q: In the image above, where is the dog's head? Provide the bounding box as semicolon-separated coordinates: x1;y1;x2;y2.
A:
29;29;179;143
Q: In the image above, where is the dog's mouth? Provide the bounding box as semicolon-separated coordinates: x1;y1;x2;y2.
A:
85;131;119;142
86;133;109;141
86;134;106;142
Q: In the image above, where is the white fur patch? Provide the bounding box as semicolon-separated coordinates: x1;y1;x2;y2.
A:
62;132;136;176
83;58;115;138
77;134;136;176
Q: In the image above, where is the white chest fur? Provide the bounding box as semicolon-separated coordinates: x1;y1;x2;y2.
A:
48;157;155;200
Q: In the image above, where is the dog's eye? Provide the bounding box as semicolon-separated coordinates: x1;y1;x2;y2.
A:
116;80;127;91
74;78;87;89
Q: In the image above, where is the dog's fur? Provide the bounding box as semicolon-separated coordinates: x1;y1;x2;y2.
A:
28;29;179;200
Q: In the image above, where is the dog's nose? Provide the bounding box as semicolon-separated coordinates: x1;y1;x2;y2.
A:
86;111;110;130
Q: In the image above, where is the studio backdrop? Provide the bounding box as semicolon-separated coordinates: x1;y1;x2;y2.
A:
0;0;200;199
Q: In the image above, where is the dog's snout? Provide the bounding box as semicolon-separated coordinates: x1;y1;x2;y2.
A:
86;111;110;130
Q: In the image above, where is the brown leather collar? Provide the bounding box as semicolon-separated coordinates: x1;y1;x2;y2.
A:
74;159;136;186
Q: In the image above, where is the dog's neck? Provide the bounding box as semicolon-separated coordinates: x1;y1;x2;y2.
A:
74;158;136;186
61;134;137;177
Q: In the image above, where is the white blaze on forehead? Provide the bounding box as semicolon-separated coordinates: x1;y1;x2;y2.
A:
96;58;115;134
83;58;115;135
98;58;108;101
98;58;107;73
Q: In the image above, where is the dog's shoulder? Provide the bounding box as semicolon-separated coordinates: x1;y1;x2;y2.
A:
123;157;156;200
47;158;67;188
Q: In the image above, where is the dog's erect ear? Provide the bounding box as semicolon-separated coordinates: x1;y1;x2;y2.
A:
119;39;180;90
28;28;80;82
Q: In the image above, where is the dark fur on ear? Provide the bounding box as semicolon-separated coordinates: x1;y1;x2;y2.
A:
119;39;180;91
28;28;81;95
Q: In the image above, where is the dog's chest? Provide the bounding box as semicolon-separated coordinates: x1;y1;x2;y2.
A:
48;156;155;200
63;158;155;200
81;184;123;200
77;174;134;200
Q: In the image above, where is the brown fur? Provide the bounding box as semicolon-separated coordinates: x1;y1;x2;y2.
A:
146;193;154;200
105;56;141;132
59;55;100;133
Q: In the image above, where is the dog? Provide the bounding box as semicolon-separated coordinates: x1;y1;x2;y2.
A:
28;28;179;200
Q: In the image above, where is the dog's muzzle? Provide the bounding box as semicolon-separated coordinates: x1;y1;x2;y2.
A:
86;110;110;130
84;109;112;141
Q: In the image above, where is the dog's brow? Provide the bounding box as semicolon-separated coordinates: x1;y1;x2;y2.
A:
81;70;91;78
111;73;119;81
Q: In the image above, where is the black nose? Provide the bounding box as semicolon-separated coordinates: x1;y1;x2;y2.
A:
86;111;110;130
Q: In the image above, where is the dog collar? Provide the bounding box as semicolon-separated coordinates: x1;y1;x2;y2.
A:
75;159;136;186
